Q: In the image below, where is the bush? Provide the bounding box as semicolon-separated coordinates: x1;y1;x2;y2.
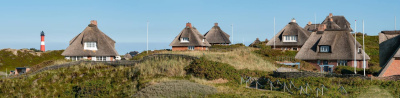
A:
209;44;245;52
185;57;239;80
334;66;365;74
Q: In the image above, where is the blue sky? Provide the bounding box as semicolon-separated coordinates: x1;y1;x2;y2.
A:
0;0;399;54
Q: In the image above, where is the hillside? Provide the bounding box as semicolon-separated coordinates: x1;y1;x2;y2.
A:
1;50;399;97
354;34;380;74
161;46;277;71
0;48;65;72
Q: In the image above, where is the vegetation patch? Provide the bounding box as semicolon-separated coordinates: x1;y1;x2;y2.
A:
161;47;277;71
0;49;64;72
134;80;217;98
135;56;192;78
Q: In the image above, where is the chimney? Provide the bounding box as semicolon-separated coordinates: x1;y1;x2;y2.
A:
214;23;218;26
186;22;192;28
90;20;97;26
329;13;333;18
308;21;312;25
318;24;327;31
291;18;296;23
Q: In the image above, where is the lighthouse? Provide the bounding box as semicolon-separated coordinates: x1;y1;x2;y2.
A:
40;31;45;52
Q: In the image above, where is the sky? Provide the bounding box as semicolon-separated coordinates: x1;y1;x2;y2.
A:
0;0;399;54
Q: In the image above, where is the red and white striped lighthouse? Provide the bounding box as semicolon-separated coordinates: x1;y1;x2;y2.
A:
40;31;45;52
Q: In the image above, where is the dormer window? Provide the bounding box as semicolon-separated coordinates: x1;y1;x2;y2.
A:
202;38;205;42
320;46;330;53
283;35;297;42
181;38;189;42
358;47;362;53
84;42;97;50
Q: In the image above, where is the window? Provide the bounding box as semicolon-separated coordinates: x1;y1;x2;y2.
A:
188;46;195;50
84;42;97;50
283;35;297;42
71;56;83;61
181;38;189;42
317;60;320;65
358;47;362;53
320;46;330;52
338;60;348;66
202;39;205;42
292;48;298;51
96;56;107;61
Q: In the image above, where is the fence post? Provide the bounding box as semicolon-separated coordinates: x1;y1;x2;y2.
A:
316;88;319;97
256;81;258;89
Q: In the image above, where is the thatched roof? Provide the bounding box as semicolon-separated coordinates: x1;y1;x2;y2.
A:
61;20;119;56
379;31;400;44
170;23;211;47
266;19;311;47
321;13;352;31
124;53;132;59
295;30;370;60
204;23;231;44
378;32;400;77
249;38;261;46
304;24;320;32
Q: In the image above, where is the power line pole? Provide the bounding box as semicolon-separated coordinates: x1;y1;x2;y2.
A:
274;17;276;49
354;20;357;74
147;21;149;54
231;24;234;44
363;20;366;76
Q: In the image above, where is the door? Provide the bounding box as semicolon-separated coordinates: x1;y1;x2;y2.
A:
323;60;328;65
323;66;329;72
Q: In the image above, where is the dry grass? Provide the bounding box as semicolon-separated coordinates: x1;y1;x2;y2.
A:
134;80;217;98
161;47;277;71
135;56;192;78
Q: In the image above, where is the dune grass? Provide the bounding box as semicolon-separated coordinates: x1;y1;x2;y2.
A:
135;56;192;78
161;47;277;71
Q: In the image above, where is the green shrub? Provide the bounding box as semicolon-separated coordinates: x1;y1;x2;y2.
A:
185;57;239;80
209;44;245;52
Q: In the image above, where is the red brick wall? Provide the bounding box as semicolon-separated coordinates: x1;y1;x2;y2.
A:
305;60;368;71
381;58;400;77
172;46;208;51
273;46;301;51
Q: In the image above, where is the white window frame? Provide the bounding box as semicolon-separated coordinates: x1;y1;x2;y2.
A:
84;42;97;50
202;39;205;42
188;46;195;50
181;38;189;42
338;60;348;66
320;46;330;53
283;35;297;42
358;47;362;53
96;56;107;61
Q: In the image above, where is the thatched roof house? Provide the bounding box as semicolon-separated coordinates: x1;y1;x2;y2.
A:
295;24;370;72
378;31;400;44
204;23;231;45
61;20;119;61
304;21;320;32
321;13;352;31
249;38;261;47
170;22;211;51
266;18;311;51
378;30;400;77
